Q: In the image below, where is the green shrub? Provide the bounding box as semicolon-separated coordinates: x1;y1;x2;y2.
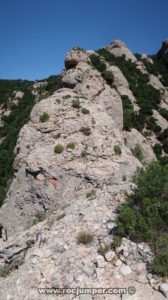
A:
152;234;168;276
131;144;144;162
77;231;94;245
102;70;114;85
90;55;106;72
146;117;161;133
112;236;122;248
39;112;50;123
122;175;127;181
86;189;96;198
98;244;110;257
67;142;75;150
33;211;46;225
159;108;168;122
72;46;86;52
114;145;122;156
62;94;71;99
153;143;162;158
0;264;11;277
121;95;135;131
80;127;91;136
54;144;64;154
81;107;90;114
116;161;168;276
72;99;80;108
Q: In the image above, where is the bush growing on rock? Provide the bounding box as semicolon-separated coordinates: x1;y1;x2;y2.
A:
131;144;144;162
81;107;90;114
72;99;80;109
101;70;114;85
153;143;162;158
86;189;96;199
114;145;122;156
98;244;110;257
39;112;50;123
80;127;91;136
90;55;106;72
77;231;94;245
54;144;64;154
67;142;75;150
116;161;168;276
33;211;46;225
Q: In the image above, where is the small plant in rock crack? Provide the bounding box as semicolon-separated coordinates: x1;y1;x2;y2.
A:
33;211;46;225
72;99;80;109
81;107;90;115
98;244;110;257
39;112;50;123
62;94;71;99
131;144;144;162
67;142;75;150
77;231;94;245
86;189;96;199
114;145;122;156
112;236;122;249
80;126;91;136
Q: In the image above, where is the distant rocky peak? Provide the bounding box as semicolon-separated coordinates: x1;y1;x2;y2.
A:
106;39;137;62
157;39;168;64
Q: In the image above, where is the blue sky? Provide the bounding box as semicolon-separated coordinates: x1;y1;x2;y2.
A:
0;0;168;80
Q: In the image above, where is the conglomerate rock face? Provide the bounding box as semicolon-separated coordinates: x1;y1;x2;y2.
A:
0;47;141;237
157;39;168;64
0;41;167;300
106;40;137;63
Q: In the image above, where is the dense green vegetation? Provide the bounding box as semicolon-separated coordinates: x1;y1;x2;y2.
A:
116;161;168;276
0;80;35;206
95;48;161;131
135;54;168;87
120;95;135;131
0;75;61;207
37;75;61;100
92;48;168;158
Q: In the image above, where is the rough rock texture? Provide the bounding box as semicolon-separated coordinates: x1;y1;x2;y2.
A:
157;39;168;64
0;43;168;300
153;109;168;131
65;48;91;70
106;40;137;63
0;59;140;236
141;53;154;64
149;74;164;90
123;129;156;163
108;65;139;110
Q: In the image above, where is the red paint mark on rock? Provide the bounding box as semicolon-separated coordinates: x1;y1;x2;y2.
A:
48;178;57;188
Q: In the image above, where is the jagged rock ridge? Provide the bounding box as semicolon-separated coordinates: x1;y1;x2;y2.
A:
0;40;168;300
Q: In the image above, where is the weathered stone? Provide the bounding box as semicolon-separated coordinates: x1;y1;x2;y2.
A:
106;40;137;62
105;250;115;262
160;284;168;297
120;265;132;276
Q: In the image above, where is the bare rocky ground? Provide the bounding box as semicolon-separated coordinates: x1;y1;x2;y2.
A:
0;41;168;299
